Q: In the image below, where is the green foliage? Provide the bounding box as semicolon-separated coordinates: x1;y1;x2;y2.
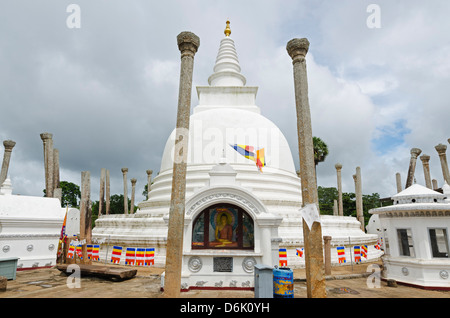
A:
317;186;382;228
313;136;329;166
43;181;81;208
91;194;137;228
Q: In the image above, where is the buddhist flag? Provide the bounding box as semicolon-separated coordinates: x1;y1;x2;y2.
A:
144;248;155;266
362;245;368;259
125;247;136;265
296;248;304;258
279;248;287;267
92;245;100;261
337;246;346;263
67;242;75;259
111;246;122;264
75;244;83;259
87;244;93;259
354;246;361;263
136;248;145;266
230;144;266;172
57;207;68;258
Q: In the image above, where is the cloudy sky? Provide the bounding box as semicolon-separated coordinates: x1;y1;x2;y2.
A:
0;0;449;202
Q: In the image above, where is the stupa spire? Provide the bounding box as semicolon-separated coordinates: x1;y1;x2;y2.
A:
208;20;246;87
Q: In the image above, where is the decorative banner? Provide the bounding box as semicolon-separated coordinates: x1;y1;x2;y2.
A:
374;242;381;250
230;144;266;172
144;248;155;266
296;248;304;258
136;248;145;266
125;248;136;265
57;208;68;258
92;245;100;261
279;248;287;267
111;246;123;264
362;245;368;258
67;242;75;259
337;246;346;263
354;246;361;263
87;244;93;259
75;244;83;259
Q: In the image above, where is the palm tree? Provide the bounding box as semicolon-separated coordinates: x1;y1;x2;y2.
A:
313;136;329;182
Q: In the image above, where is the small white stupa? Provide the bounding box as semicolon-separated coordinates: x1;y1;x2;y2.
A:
0;177;66;269
92;22;381;285
370;183;450;289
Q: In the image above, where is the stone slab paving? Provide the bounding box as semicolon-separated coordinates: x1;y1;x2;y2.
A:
1;261;449;299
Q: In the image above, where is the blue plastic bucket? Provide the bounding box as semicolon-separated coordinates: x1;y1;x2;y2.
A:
273;267;294;298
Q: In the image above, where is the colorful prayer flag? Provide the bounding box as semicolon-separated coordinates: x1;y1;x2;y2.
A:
279;248;287;267
144;248;155;266
111;246;122;264
87;244;93;259
230;144;266;172
362;245;368;258
57;208;68;258
125;247;136;265
67;242;75;259
75;244;83;259
92;245;100;261
296;248;304;258
136;248;145;266
354;246;361;263
337;246;346;263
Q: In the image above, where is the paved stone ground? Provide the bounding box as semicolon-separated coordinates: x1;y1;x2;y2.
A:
1;260;449;299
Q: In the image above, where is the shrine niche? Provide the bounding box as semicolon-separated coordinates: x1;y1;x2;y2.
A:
192;204;254;250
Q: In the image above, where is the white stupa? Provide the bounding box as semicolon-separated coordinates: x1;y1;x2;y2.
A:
92;22;382;276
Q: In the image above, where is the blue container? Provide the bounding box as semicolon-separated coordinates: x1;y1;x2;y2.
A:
273;267;294;298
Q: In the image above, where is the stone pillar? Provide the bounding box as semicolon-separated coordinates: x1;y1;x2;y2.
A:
146;169;153;200
323;236;332;276
79;171;92;264
99;168;106;217
130;178;137;214
164;31;199;298
405;148;422;189
354;167;364;232
105;169;111;215
0;140;16;186
432;179;438;190
40;133;54;197
121;168;129;214
287;37;326;298
435;144;450;185
333;199;338;216
420;154;432;189
53;148;62;201
395;172;402;193
335;163;343;216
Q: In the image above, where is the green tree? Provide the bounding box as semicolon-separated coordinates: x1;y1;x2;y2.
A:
313;136;329;168
91;194;136;228
43;180;81;208
317;186;338;215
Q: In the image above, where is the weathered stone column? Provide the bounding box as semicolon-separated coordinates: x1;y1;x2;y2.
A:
164;31;199;298
335;163;343;216
323;236;332;276
420;154;432;189
0;140;16;186
79;171;92;264
99;168;106;217
130;178;137;214
287;37;326;298
354;167;364;231
396;172;402;193
333;199;338;216
40;133;54;197
121;168;129;214
432;179;438;190
53;148;62;201
435;144;450;185
105;169;110;215
405;148;422;189
146;169;153;200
